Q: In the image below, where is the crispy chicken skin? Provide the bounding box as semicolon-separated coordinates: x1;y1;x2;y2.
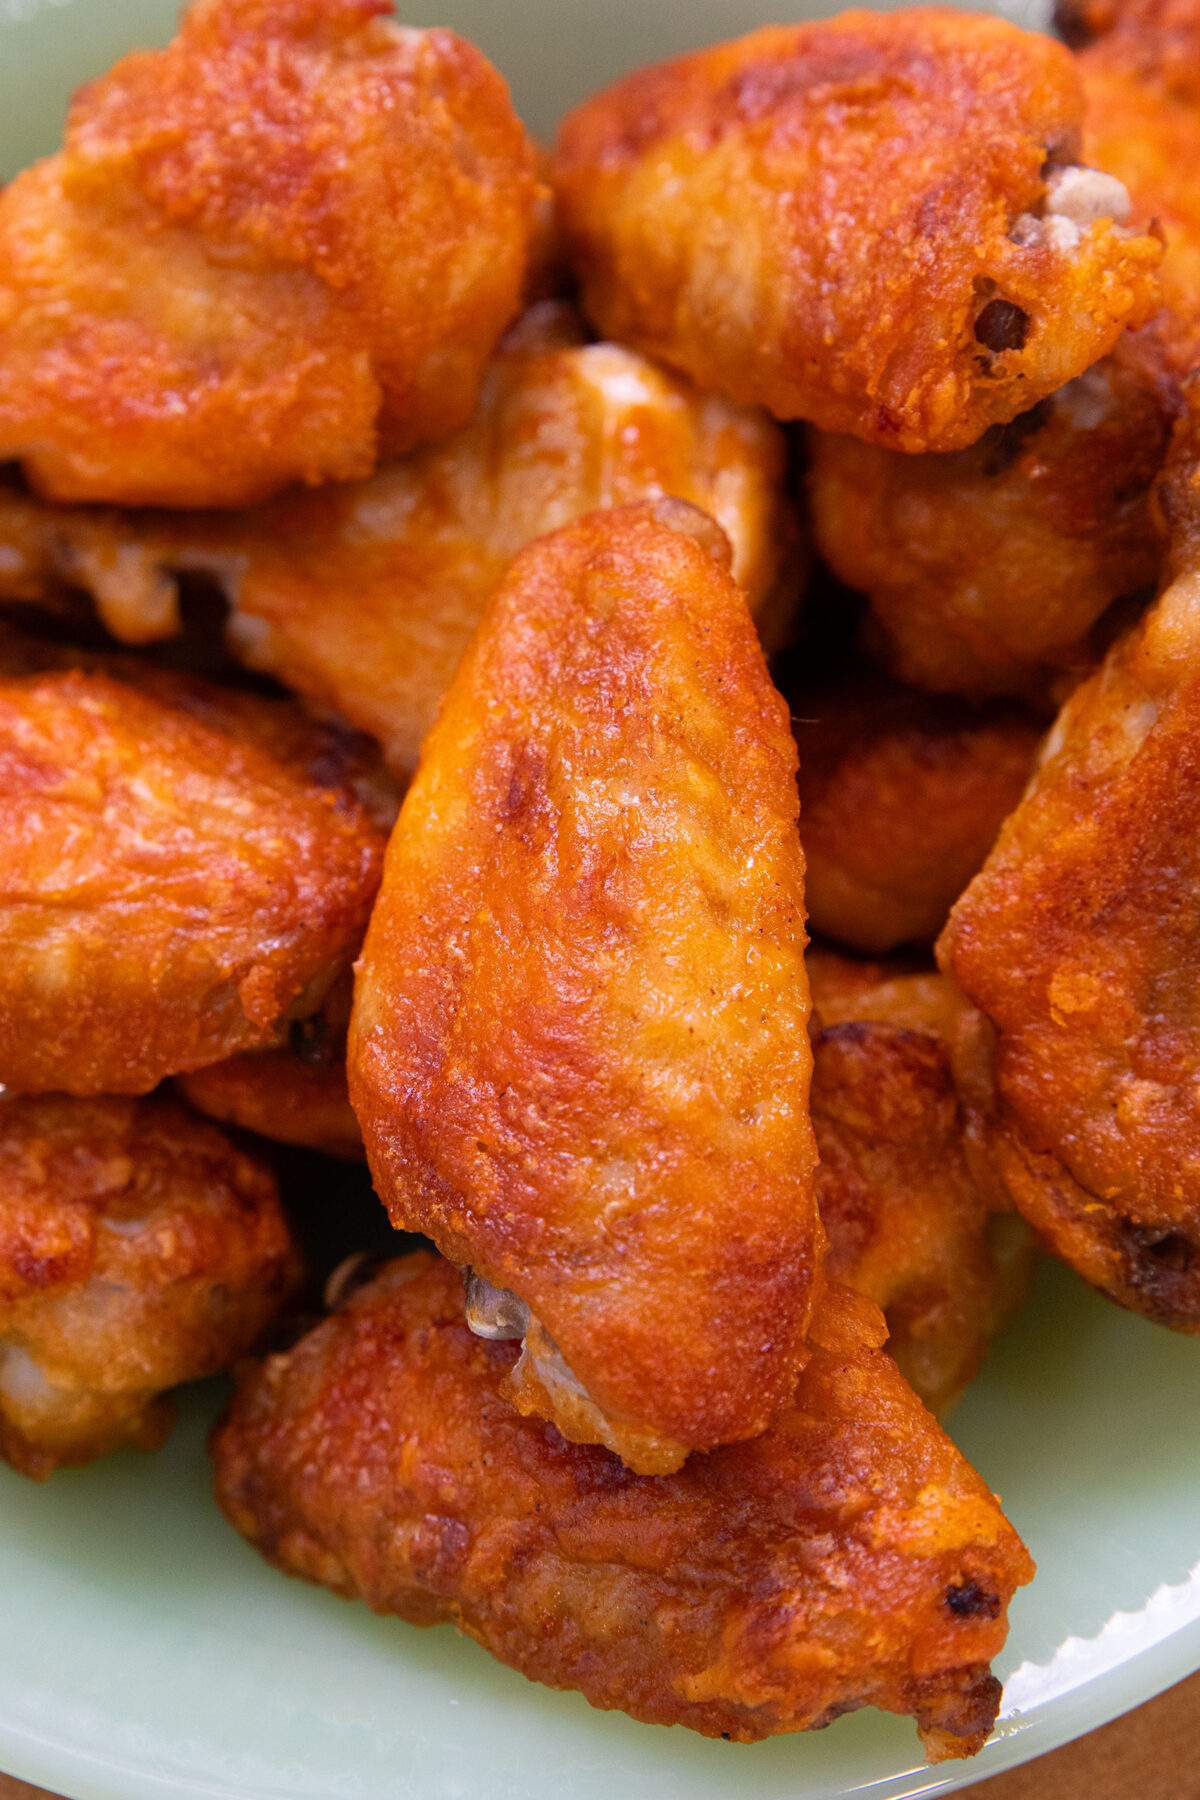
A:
0;0;536;507
178;1051;363;1161
0;620;401;832
793;673;1043;952
350;501;820;1474
0;669;383;1096
212;1254;1034;1756
0;304;801;776
807;950;1036;1414
937;393;1200;1329
809;330;1182;699
1;1093;299;1478
554;9;1161;454
1074;1;1200;361
178;974;364;1160
809;0;1200;703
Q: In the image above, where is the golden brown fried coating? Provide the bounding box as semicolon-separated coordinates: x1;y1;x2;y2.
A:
809;329;1182;699
793;672;1043;951
0;620;401;831
806;949;1035;1414
809;0;1200;702
807;944;974;1039
178;974;363;1160
554;9;1161;453
0;0;535;507
213;1254;1033;1757
938;392;1200;1328
178;1051;363;1160
1;1093;299;1478
0;669;384;1096
350;500;819;1474
0;304;801;777
1076;3;1200;360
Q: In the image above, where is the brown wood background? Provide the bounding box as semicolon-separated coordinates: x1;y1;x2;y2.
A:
2;1668;1198;1800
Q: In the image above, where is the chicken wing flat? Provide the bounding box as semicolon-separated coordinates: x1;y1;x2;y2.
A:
350;500;819;1474
937;393;1200;1328
0;0;536;508
554;10;1161;454
0;669;383;1095
807;949;1036;1413
213;1253;1034;1757
793;672;1042;951
0;303;801;777
808;328;1181;698
1;1093;300;1478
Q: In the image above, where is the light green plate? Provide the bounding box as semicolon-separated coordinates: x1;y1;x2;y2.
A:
2;2;1200;1796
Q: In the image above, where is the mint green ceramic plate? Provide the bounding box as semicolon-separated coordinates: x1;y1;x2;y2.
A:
2;3;1200;1796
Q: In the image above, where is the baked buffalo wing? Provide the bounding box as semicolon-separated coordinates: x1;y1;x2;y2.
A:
793;672;1043;951
938;393;1200;1328
0;0;536;507
350;501;820;1473
1;1093;299;1478
554;10;1161;453
212;1253;1034;1756
807;949;1036;1413
0;303;801;776
0;669;383;1095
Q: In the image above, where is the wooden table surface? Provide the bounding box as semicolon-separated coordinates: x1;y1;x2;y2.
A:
2;1668;1198;1800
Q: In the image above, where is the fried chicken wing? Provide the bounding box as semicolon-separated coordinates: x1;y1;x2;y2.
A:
178;973;363;1160
0;0;536;507
0;620;401;831
807;949;1036;1413
213;1253;1033;1756
554;10;1161;454
808;329;1181;698
937;392;1200;1328
0;669;383;1095
1074;0;1200;358
178;1051;363;1161
350;500;819;1474
0;304;801;776
808;0;1200;702
1;1093;299;1478
793;672;1043;951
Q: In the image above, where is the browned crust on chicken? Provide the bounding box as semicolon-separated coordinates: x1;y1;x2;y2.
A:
350;500;819;1467
0;0;536;506
0;668;384;1095
212;1253;1033;1755
937;391;1200;1327
1;1092;300;1477
794;672;1043;950
555;9;1161;452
